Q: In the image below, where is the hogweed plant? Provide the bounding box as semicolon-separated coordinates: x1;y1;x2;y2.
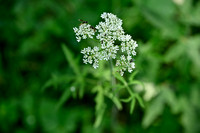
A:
73;12;144;127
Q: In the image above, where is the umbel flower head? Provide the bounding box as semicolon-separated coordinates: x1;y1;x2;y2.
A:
73;12;138;76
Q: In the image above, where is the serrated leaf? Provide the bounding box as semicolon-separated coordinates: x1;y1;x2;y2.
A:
61;44;80;75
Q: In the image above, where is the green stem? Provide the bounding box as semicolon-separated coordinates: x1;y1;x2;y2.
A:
109;59;118;127
125;85;134;97
109;59;116;91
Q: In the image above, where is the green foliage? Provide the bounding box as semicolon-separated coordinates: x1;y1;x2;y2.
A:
59;43;144;127
1;0;200;132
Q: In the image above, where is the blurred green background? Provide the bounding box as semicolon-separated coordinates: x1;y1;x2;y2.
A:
1;0;200;132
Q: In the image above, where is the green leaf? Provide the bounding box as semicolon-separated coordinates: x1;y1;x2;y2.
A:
71;82;78;99
164;42;185;63
190;87;200;108
186;36;200;69
94;85;106;128
135;94;145;108
42;74;74;92
113;84;125;95
78;82;85;99
143;0;175;19
120;96;132;103
142;94;165;128
55;88;71;110
180;0;200;26
141;2;175;29
128;70;138;82
105;92;122;110
61;44;80;75
139;0;182;39
113;72;127;85
94;105;105;128
128;80;143;86
91;86;99;93
130;97;136;114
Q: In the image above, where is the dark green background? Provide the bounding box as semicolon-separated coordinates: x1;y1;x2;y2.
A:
1;0;200;132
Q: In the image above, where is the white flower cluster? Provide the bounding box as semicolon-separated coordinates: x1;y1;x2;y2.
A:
73;23;95;42
73;12;138;76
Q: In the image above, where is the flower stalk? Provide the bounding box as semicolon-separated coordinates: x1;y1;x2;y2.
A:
109;59;116;91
